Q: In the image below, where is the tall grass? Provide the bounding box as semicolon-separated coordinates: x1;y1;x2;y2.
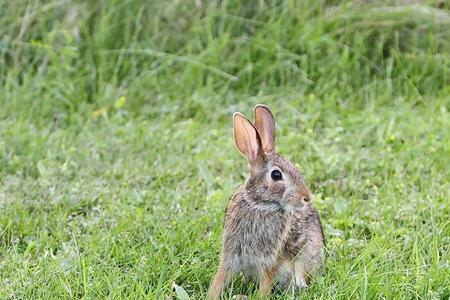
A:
1;1;449;118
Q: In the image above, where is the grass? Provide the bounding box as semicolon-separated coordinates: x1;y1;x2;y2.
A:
1;0;450;299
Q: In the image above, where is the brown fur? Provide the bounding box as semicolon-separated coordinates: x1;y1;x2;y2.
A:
207;105;324;299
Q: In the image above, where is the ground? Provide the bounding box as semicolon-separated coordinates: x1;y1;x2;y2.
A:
0;1;449;299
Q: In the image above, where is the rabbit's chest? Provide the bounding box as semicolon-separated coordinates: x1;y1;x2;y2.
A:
223;207;292;259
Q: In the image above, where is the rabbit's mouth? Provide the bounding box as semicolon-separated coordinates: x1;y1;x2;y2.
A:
247;193;305;212
252;200;301;214
252;200;284;212
281;202;304;213
262;197;304;213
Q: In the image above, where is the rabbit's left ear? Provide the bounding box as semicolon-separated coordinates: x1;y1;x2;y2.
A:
233;112;263;164
253;104;275;152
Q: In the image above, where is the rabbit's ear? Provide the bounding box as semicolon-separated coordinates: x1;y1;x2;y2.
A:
233;112;263;163
253;104;275;152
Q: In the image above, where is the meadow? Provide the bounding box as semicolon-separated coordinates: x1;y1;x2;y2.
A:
1;0;450;299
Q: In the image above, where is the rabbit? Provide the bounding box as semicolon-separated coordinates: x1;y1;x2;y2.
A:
207;104;324;299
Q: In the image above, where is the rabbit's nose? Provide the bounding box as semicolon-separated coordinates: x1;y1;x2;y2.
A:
297;189;312;202
301;195;311;202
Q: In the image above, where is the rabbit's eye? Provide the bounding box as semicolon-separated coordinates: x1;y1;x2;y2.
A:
271;170;283;181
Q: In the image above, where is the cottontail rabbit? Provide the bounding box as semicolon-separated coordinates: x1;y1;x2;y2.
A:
208;105;324;299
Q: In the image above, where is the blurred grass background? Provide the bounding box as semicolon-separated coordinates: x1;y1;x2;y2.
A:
0;0;450;299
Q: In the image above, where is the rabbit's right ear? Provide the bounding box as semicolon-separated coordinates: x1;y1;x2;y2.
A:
253;104;275;152
233;112;263;164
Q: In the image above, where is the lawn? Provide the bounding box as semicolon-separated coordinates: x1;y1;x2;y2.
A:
1;0;450;299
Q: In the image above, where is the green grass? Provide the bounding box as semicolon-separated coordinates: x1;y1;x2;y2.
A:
1;0;450;299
